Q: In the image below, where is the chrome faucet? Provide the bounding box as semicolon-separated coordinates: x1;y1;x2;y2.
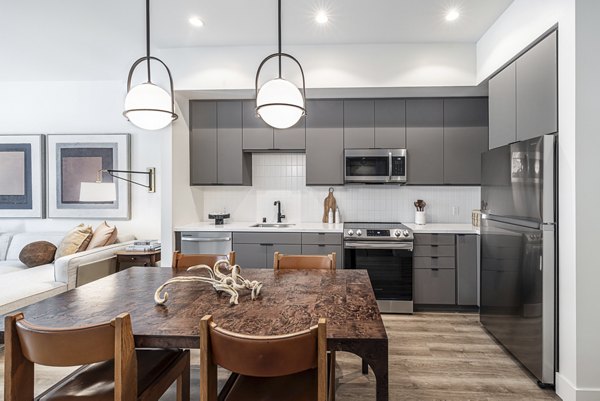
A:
274;201;285;223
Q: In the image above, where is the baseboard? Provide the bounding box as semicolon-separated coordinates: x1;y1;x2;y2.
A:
556;373;600;401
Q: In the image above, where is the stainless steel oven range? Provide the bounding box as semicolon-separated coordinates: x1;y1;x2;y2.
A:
343;222;414;313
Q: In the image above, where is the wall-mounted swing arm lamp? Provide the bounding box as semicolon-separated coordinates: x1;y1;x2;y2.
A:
255;0;307;130
79;168;156;202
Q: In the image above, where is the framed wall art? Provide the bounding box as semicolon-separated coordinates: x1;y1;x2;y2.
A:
0;135;45;218
47;134;130;219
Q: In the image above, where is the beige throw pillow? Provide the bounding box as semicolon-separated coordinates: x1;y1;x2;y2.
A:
88;221;118;249
55;224;93;260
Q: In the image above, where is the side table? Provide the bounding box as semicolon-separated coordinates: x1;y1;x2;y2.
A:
114;250;162;272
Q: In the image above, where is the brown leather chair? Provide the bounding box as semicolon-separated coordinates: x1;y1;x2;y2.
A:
273;252;336;270
200;315;334;401
172;250;236;271
4;312;190;401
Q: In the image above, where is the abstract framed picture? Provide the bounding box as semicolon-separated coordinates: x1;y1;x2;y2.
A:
47;134;130;219
0;135;45;218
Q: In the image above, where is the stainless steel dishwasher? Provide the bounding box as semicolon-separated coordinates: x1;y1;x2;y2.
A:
178;232;232;254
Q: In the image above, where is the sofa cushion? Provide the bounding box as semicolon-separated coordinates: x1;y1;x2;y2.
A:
88;222;118;249
0;233;13;261
55;224;93;260
19;241;57;268
0;260;28;275
6;232;64;261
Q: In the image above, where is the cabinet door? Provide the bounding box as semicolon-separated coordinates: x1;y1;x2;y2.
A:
406;99;444;184
190;101;217;185
443;98;489;184
375;99;406;148
344;100;375;149
301;244;342;269
242;100;273;150
274;118;305;150
266;244;303;269
456;234;479;306
217;101;248;185
414;268;456;305
516;31;558;141
233;243;267;268
306;100;344;185
489;63;517;149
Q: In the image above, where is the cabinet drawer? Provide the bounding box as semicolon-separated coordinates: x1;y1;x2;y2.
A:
301;233;342;245
413;256;455;269
233;232;301;245
414;269;456;305
119;255;152;264
414;245;455;257
414;234;455;246
301;245;342;269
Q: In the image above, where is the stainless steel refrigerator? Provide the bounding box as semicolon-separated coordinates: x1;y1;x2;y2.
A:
480;134;556;386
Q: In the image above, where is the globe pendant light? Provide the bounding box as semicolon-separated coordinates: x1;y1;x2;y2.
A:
255;0;306;129
123;0;178;130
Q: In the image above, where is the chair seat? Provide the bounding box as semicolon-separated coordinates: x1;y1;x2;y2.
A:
223;368;317;401
39;349;185;401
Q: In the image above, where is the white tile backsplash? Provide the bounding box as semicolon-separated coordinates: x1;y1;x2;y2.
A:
201;154;480;224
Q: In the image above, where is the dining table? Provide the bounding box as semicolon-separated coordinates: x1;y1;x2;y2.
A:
0;266;389;401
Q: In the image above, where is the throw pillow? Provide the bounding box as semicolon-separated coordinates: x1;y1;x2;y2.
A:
55;224;93;260
19;241;57;268
88;221;118;249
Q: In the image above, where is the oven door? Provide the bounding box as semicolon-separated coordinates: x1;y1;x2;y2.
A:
345;150;390;183
344;241;413;313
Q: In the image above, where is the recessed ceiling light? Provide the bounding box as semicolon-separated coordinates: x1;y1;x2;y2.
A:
188;16;204;27
315;10;329;24
445;9;460;22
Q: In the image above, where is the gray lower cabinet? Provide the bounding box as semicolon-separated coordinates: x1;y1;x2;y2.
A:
516;31;558;141
443;98;489;184
489;63;517;149
242;100;273;150
190;101;217;185
406;99;444;184
306;100;344;185
301;232;343;269
456;234;479;306
266;244;302;268
234;243;267;268
344;100;375;149
233;232;302;268
414;269;456;305
375;99;406;148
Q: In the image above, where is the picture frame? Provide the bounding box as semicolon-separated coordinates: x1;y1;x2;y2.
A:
47;134;130;219
0;135;45;218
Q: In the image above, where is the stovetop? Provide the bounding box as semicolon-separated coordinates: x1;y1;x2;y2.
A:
343;222;413;241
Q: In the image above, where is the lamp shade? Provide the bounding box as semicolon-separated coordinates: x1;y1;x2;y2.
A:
79;182;117;202
256;78;304;129
124;82;174;130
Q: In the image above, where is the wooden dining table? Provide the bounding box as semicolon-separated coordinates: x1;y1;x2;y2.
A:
0;267;389;401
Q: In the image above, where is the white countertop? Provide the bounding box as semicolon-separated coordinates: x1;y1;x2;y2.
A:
175;222;479;235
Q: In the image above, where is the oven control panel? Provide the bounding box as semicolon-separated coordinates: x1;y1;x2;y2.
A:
344;223;413;241
367;229;390;237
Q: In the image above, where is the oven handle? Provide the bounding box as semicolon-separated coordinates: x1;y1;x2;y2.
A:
344;241;413;250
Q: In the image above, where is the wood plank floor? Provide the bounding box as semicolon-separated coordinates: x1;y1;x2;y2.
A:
0;313;561;401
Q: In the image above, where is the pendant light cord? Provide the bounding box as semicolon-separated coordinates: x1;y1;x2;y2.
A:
146;0;151;83
278;0;282;78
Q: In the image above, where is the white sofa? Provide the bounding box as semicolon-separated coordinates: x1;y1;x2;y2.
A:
0;232;135;315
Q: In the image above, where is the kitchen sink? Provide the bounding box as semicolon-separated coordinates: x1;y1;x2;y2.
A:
250;223;296;228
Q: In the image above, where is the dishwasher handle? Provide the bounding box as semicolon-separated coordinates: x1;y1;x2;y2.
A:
181;237;231;242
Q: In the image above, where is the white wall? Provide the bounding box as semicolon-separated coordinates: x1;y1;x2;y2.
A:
0;80;164;240
161;43;477;90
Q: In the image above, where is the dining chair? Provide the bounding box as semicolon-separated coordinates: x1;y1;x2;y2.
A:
273;252;336;270
4;312;190;401
172;250;236;271
200;315;334;401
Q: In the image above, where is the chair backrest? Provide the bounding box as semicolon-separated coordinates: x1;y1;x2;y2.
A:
172;251;236;271
273;252;336;270
4;312;137;401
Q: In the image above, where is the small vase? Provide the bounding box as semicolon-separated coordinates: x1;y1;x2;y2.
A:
415;211;426;225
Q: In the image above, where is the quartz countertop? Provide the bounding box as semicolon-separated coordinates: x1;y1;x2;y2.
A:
175;221;479;235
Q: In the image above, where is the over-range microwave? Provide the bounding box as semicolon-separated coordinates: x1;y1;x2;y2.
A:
344;149;407;184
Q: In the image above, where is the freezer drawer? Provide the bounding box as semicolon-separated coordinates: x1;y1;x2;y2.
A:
179;231;233;255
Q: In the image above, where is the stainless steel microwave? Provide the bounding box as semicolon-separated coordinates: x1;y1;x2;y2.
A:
344;149;407;183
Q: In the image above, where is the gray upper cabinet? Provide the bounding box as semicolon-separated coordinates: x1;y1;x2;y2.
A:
443;98;489;185
242;100;273;150
516;31;558;141
306;100;344;185
406;99;444;184
190;101;217;185
274;118;306;150
375;99;406;148
489;63;517;149
190;100;251;186
344;100;375;149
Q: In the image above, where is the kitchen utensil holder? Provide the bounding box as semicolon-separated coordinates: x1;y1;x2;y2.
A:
415;211;426;225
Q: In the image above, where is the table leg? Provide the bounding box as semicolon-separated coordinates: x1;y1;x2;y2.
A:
362;359;369;374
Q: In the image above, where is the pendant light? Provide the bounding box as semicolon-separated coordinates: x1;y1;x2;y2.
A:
123;0;178;130
255;0;306;129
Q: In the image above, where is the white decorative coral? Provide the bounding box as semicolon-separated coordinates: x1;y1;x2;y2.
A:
154;259;263;306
